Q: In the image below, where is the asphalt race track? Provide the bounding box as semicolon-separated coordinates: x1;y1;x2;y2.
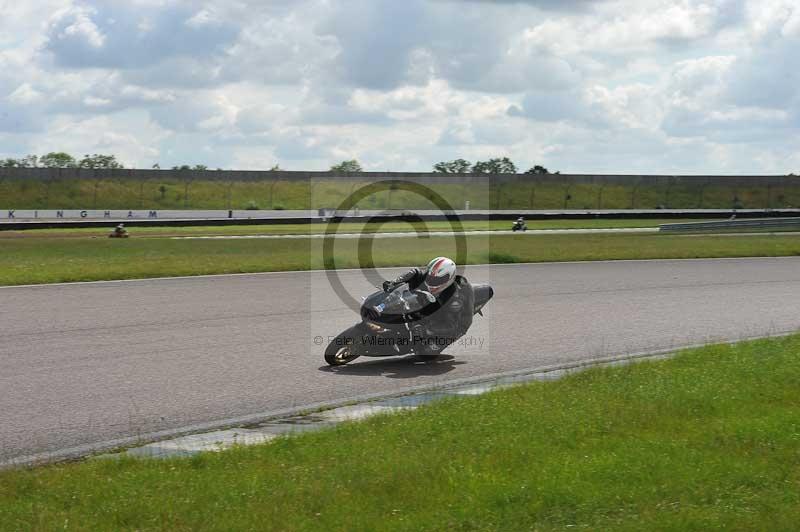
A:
3;257;800;465
172;228;657;239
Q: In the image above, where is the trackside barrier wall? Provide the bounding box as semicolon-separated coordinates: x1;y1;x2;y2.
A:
660;217;800;232
4;210;800;231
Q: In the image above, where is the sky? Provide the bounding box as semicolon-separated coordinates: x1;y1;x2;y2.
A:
0;0;798;174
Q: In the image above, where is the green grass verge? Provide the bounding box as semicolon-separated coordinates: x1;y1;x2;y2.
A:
1;232;799;286
2;335;799;530
0;218;709;238
3;176;800;210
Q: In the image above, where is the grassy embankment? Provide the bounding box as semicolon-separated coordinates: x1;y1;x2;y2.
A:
2;335;799;530
2;176;798;210
1;230;800;286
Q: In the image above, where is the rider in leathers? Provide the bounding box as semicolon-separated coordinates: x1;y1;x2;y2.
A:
382;257;474;354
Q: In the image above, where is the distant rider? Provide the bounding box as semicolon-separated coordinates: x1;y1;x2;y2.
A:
382;257;474;354
111;223;128;237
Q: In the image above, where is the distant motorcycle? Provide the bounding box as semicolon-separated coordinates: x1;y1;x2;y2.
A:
512;218;527;232
109;225;129;238
324;281;494;366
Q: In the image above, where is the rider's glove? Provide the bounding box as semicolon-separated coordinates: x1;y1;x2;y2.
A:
382;280;392;292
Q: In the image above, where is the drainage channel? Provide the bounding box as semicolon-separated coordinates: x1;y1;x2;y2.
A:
101;353;671;460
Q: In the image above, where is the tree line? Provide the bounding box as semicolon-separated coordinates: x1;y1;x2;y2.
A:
1;152;555;175
330;158;556;174
432;158;555;175
1;152;125;169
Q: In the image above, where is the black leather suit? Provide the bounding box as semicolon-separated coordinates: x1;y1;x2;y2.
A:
383;268;474;351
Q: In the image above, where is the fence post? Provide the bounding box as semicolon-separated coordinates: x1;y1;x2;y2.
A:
349;181;360;211
0;171;7;209
227;181;233;210
767;183;772;209
698;180;706;208
563;184;572;209
309;180;321;210
268;180;277;208
664;177;674;208
630;181;640;209
45;175;53;209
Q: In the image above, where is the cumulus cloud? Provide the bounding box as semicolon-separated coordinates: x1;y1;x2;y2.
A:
45;3;239;70
440;0;609;11
0;0;798;172
510;87;619;129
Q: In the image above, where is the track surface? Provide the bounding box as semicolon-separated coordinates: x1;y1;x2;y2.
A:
172;228;656;239
3;258;800;465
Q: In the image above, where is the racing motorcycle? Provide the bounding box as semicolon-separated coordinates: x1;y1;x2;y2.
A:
511;218;528;232
324;281;494;366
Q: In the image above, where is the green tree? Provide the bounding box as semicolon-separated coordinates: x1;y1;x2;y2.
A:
79;154;123;169
171;164;208;170
1;155;39;167
40;152;77;168
19;154;39;167
329;159;363;173
472;157;517;174
433;159;472;173
525;165;550;175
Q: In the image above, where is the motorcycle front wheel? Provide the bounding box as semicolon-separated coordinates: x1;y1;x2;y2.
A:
324;326;363;366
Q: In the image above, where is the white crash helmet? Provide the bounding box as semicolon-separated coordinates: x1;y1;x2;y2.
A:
424;257;457;295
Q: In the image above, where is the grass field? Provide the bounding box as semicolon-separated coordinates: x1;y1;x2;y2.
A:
1;230;799;286
2;334;799;530
3;175;800;210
